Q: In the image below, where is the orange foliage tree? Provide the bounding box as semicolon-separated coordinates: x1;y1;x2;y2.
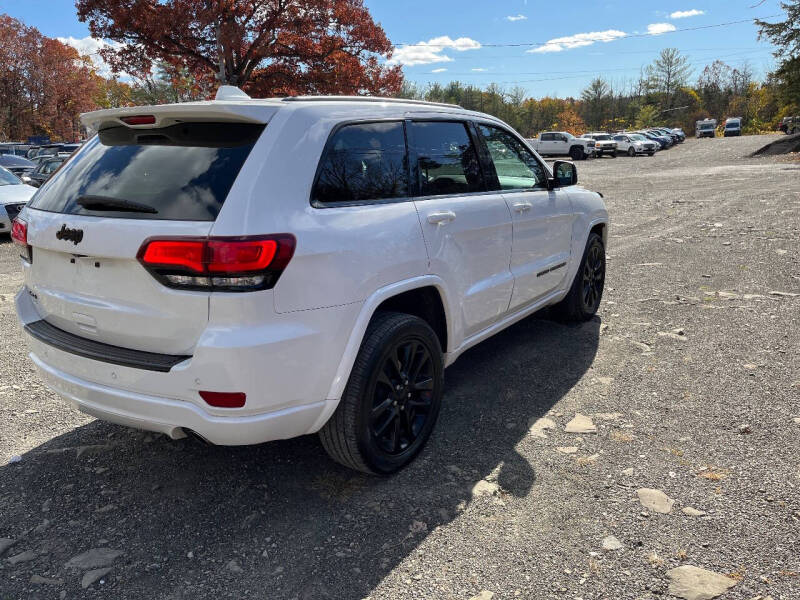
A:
0;15;99;141
76;0;404;97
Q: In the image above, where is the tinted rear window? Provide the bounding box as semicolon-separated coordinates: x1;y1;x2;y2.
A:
311;121;408;205
29;123;264;221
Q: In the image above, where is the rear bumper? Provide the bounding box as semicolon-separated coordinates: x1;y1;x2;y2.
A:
16;287;360;444
30;351;331;444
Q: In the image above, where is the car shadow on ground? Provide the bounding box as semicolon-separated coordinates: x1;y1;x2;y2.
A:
0;313;599;599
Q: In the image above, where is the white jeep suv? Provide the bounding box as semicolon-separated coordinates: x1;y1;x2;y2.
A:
13;88;608;474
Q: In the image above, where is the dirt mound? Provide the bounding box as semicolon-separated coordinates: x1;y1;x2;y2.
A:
751;133;800;156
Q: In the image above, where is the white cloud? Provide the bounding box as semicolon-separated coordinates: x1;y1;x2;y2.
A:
58;35;123;78
431;68;448;73
527;29;627;53
647;23;677;35
506;14;527;22
389;36;481;66
670;9;704;19
471;68;488;72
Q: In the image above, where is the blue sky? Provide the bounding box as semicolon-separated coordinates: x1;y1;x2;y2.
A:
0;0;784;98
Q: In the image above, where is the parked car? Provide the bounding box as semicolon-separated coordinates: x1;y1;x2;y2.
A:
670;128;686;142
723;118;742;137
644;129;674;147
27;156;64;187
0;166;36;234
696;118;717;138
778;116;798;134
581;133;617;158
13;89;609;474
636;130;669;149
612;133;657;156
0;143;33;156
0;154;36;182
651;127;681;144
527;131;596;160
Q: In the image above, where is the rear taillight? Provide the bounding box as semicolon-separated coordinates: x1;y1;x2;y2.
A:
137;235;295;292
11;218;31;262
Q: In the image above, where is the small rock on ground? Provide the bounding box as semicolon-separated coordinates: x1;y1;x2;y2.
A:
565;413;597;433
8;550;37;564
556;446;578;454
471;480;500;497
528;417;555;438
682;507;707;517
667;565;737;600
81;567;112;589
65;548;123;570
30;575;63;585
602;535;623;551
0;538;17;556
469;592;495;600
225;559;244;573
637;488;674;514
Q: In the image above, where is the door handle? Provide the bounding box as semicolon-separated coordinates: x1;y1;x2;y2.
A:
427;210;456;225
512;202;532;213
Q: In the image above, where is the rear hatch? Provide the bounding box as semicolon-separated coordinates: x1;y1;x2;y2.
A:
21;109;268;356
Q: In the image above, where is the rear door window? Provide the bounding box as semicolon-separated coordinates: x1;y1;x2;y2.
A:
311;121;409;205
410;121;484;197
28;122;264;221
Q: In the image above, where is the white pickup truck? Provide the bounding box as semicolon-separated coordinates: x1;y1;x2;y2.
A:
527;131;595;160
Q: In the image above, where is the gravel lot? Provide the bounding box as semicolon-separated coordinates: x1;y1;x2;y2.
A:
1;134;798;599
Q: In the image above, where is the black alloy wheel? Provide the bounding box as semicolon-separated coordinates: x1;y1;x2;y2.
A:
581;240;605;313
319;312;444;474
369;338;436;456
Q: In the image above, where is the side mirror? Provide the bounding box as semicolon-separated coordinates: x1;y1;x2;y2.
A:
551;160;578;188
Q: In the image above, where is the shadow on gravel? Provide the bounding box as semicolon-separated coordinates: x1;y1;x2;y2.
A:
0;314;599;599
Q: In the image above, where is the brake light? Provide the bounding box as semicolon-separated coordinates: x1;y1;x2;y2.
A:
137;235;295;292
120;115;156;126
199;391;246;408
11;218;26;246
11;218;31;262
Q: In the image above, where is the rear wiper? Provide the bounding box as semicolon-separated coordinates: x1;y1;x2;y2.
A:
76;195;158;214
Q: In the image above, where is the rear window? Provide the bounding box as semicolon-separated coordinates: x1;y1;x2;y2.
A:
29;122;264;221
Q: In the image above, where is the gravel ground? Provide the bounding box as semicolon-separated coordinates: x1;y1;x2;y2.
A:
0;134;798;600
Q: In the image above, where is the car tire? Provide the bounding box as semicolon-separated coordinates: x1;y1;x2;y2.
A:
610;151;617;158
569;146;584;161
648;151;655;156
553;232;605;322
319;312;444;475
627;147;636;157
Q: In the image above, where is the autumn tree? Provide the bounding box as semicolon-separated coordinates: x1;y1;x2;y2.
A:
75;0;404;97
0;14;99;141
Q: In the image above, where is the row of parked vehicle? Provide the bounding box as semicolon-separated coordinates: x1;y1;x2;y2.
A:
0;142;84;235
527;127;685;160
0;141;83;189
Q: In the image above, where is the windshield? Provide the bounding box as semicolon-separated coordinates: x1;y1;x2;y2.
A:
699;124;715;130
594;134;612;140
0;166;21;185
725;122;739;128
630;134;647;141
28;122;265;221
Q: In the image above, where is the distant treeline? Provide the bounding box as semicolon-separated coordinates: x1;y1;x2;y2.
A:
397;48;798;136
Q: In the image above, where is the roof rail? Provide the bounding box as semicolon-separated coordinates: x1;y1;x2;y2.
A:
281;96;463;110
